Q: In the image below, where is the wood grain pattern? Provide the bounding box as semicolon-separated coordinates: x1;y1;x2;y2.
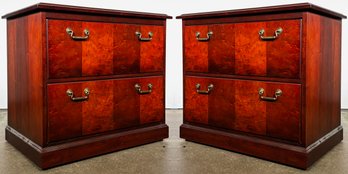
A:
176;3;346;19
303;13;342;146
184;77;208;124
113;78;140;129
184;25;209;72
235;22;267;76
82;22;113;76
49;21;164;78
82;80;114;135
267;19;301;78
6;124;169;169
140;25;164;72
181;4;344;169
48;20;82;78
48;83;83;142
208;78;235;129
2;2;172;19
47;76;164;142
139;77;164;124
7;13;45;146
208;24;235;74
113;24;140;74
5;4;169;169
180;123;343;169
234;80;267;135
266;83;301;142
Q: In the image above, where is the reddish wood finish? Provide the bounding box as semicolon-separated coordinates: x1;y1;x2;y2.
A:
185;76;300;141
184;19;300;79
180;124;343;169
180;3;344;169
48;20;82;78
47;77;164;143
234;80;267;135
139;77;165;124
2;3;172;19
6;124;168;169
7;13;45;146
184;77;208;124
5;3;169;169
113;78;140;129
235;22;267;76
266;20;301;78
140;25;165;72
113;24;140;74
82;22;114;76
208;78;235;130
176;3;346;19
266;82;301;142
184;25;208;72
48;83;83;142
208;24;235;74
48;20;164;78
303;13;342;146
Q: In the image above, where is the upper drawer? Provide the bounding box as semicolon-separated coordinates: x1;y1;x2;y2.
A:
48;20;164;79
184;19;301;79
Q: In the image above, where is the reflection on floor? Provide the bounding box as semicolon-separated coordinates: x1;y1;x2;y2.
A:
0;110;347;174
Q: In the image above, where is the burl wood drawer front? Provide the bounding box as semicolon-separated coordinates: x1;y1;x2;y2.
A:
184;19;301;79
48;20;164;79
47;76;164;142
184;76;301;142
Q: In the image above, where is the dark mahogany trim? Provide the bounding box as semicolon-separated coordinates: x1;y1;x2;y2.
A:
45;12;165;25
2;3;172;19
47;73;164;84
6;124;168;169
184;73;302;84
180;124;343;169
176;3;346;20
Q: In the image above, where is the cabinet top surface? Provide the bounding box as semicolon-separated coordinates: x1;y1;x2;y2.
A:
2;2;172;19
177;3;346;20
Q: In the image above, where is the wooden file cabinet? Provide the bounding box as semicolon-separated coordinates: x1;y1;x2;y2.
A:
3;3;171;169
178;3;346;169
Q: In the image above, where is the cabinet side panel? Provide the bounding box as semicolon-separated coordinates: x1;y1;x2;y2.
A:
7;13;44;146
304;13;342;146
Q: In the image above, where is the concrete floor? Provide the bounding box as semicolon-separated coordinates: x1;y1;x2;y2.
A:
0;110;347;174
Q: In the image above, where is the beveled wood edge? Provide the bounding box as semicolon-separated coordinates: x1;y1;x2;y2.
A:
176;3;346;20
180;123;343;169
2;2;172;19
47;73;165;84
6;124;169;169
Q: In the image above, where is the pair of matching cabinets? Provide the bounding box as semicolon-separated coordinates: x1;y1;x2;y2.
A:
3;2;346;169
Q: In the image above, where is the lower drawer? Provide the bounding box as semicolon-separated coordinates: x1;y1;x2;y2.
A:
47;76;164;143
184;76;301;143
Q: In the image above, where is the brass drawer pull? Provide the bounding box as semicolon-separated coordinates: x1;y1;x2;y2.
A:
66;88;90;101
196;31;213;41
135;83;153;94
135;31;153;41
196;84;214;94
259;27;283;41
66;27;90;40
258;88;282;101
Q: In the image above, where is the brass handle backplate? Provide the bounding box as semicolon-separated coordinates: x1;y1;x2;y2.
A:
66;27;90;40
66;88;90;101
258;88;282;101
135;31;153;41
196;84;214;94
196;31;213;41
259;27;283;41
135;83;153;94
